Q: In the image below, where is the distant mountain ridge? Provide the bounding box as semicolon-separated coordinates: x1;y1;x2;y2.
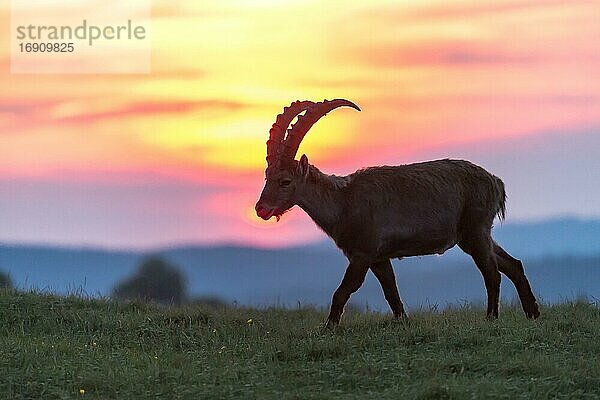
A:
162;216;600;258
491;217;600;258
1;218;599;311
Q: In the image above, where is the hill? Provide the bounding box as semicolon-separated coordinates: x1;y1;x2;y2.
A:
1;218;600;310
1;290;599;399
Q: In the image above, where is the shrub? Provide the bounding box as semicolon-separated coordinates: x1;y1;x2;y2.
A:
0;271;12;289
112;256;187;305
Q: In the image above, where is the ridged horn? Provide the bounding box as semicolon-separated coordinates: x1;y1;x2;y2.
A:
266;100;314;166
279;99;360;161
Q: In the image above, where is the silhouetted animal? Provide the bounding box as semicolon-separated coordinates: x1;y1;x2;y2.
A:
255;99;540;327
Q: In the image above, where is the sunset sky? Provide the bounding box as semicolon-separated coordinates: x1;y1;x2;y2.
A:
1;0;599;249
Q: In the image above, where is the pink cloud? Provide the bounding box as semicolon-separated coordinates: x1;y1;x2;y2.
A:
361;41;535;68
365;0;584;22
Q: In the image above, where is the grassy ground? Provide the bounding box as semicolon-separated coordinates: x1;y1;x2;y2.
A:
1;290;600;399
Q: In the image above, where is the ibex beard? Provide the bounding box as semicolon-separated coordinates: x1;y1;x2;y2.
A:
255;99;540;328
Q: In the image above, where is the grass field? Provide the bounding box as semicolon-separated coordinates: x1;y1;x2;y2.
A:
1;289;600;399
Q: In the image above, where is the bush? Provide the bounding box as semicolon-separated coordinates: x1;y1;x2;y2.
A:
190;296;229;308
0;271;11;289
112;256;187;305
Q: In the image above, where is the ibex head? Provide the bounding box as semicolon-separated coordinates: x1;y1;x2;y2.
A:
255;99;360;221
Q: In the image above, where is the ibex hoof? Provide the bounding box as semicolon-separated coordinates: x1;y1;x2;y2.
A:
485;313;499;321
324;318;339;330
525;302;540;320
393;312;409;324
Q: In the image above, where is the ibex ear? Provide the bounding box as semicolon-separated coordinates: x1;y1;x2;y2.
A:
296;154;309;179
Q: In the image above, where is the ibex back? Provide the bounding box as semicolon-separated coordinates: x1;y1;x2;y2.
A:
255;99;540;327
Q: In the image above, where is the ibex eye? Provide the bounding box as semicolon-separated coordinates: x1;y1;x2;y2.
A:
279;179;292;187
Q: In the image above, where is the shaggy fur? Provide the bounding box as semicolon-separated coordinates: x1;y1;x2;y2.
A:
256;100;539;327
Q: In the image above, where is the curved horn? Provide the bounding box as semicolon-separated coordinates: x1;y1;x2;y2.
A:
266;100;314;166
279;99;360;161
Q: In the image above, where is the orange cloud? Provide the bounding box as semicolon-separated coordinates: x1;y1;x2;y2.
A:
1;0;599;247
54;99;246;124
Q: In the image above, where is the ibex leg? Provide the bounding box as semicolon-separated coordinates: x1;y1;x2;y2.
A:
371;259;406;318
494;242;540;319
326;262;368;328
460;231;501;319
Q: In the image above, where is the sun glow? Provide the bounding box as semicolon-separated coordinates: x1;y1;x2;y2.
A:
1;1;599;247
244;205;280;229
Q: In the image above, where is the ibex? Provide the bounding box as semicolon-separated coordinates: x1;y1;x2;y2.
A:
255;99;540;327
